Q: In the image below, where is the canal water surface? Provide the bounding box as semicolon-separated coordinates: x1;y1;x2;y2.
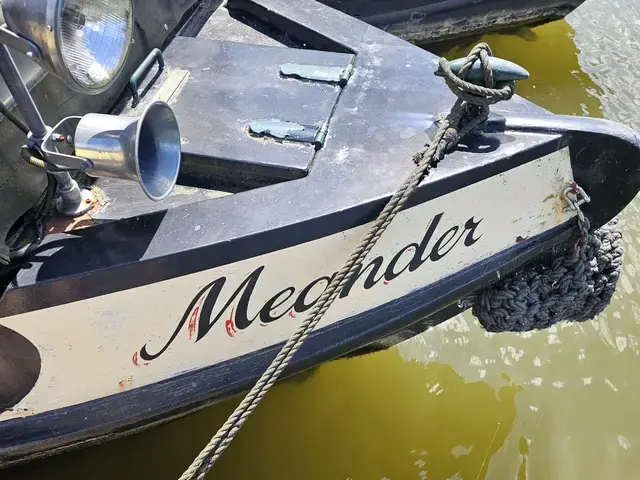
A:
4;0;640;478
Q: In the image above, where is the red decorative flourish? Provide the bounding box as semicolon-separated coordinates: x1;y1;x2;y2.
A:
289;310;297;319
188;294;206;341
225;307;237;337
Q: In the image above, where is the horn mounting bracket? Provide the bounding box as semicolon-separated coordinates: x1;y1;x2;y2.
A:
41;117;94;171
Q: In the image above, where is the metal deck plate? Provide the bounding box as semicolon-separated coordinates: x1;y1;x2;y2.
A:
163;36;354;188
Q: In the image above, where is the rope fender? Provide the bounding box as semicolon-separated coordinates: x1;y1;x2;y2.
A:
471;217;624;333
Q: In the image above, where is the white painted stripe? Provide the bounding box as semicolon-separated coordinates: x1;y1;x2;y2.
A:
0;147;575;418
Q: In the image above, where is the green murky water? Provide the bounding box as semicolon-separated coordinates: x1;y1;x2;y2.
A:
5;1;640;478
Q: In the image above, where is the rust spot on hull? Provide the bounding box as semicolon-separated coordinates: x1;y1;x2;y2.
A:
118;375;134;392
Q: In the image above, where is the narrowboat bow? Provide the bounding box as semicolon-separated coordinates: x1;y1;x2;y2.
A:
0;0;638;467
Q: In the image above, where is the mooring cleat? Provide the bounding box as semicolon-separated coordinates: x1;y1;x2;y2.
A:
435;57;530;85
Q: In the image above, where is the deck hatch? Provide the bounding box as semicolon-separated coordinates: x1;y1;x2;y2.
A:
163;36;354;188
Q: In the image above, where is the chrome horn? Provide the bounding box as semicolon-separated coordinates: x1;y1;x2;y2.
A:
43;101;181;202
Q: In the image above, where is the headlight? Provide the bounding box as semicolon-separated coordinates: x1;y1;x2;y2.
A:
2;0;133;94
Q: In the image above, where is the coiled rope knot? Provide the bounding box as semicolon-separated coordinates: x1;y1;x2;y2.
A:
427;42;515;156
438;42;515;106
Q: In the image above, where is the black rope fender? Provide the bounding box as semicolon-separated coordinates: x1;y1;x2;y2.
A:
471;190;624;332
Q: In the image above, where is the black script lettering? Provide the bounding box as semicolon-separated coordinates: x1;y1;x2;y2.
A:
294;274;336;313
463;217;483;246
139;266;266;361
139;278;225;361
429;226;462;261
201;266;264;333
408;213;443;272
140;211;485;362
260;287;296;324
384;242;419;282
339;256;385;299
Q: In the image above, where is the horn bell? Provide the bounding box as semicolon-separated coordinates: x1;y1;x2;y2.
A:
74;101;181;201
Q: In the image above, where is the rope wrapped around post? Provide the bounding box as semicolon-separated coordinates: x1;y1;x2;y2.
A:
178;43;512;480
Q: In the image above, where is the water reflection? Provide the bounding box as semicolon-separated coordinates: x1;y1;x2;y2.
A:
6;2;640;479
427;22;605;117
4;352;519;480
399;312;640;479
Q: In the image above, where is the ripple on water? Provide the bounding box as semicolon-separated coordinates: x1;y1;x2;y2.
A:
618;435;632;450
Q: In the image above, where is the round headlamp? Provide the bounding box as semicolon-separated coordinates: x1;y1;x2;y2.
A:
2;0;133;94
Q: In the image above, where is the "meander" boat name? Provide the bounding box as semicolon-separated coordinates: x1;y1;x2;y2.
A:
137;212;483;362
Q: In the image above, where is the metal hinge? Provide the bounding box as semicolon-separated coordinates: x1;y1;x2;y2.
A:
248;119;328;150
279;62;354;86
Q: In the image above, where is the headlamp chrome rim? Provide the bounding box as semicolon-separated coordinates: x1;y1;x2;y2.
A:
1;0;133;95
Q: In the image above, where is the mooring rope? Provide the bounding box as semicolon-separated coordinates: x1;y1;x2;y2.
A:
178;43;513;480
